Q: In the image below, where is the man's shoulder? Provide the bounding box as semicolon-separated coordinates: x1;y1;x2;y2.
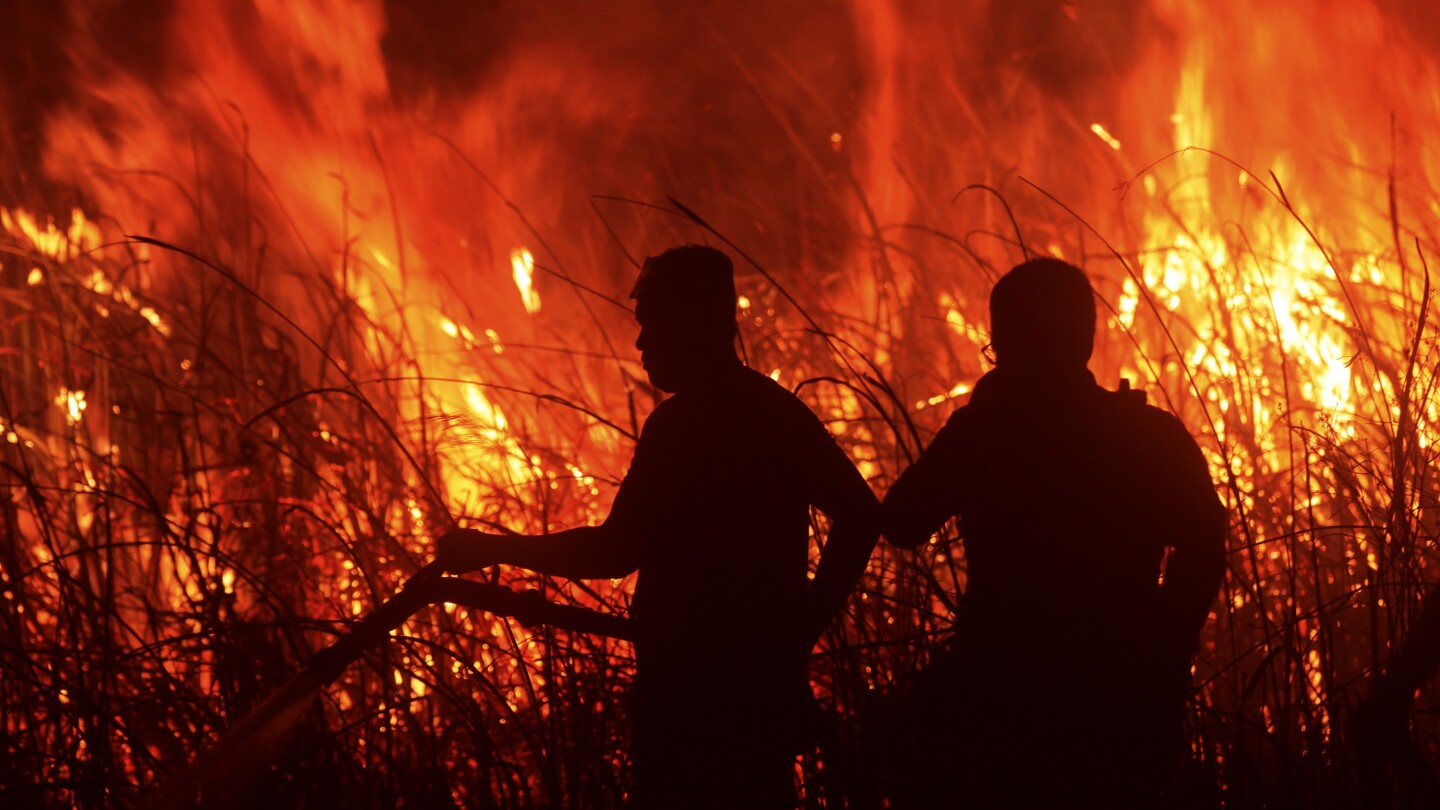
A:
938;392;989;433
645;367;821;429
636;394;690;447
1111;389;1194;439
741;365;815;406
1095;387;1212;469
696;364;812;414
728;368;837;446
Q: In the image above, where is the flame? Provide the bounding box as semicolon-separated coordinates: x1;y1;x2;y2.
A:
1090;123;1123;151
53;388;86;425
511;248;541;314
6;0;1440;802
0;207;100;260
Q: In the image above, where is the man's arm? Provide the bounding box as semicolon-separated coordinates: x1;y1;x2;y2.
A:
1158;519;1226;644
436;523;640;580
880;409;970;549
436;404;677;580
792;406;882;643
1154;417;1228;648
804;483;881;644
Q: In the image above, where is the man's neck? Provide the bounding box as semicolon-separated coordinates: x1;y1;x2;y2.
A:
979;363;1096;397
673;356;746;394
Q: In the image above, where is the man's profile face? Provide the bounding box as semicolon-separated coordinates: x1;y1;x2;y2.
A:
634;297;692;393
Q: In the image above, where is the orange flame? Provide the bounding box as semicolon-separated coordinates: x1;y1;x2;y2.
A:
7;0;1440;802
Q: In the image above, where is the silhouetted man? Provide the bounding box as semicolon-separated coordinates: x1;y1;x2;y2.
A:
437;245;880;809
882;258;1226;806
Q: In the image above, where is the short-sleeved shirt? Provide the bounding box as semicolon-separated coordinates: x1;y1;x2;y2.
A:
608;363;866;683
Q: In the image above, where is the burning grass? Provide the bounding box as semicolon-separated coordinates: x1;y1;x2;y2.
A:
2;142;1440;809
0;206;639;807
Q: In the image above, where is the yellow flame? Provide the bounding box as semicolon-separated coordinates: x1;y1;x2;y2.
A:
1;207;100;260
465;384;508;431
511;248;540;314
1090;123;1122;151
917;381;972;410
77;267;172;336
54;389;87;425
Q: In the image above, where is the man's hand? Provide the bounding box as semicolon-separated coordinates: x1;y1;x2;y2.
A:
435;527;502;574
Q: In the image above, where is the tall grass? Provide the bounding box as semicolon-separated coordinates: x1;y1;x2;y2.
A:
0;209;638;808
2;143;1439;810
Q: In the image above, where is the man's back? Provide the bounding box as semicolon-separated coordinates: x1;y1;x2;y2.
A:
886;366;1225;805
882;258;1225;804
935;368;1219;660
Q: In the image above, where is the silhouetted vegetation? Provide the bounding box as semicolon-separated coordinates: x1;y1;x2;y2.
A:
2;141;1439;808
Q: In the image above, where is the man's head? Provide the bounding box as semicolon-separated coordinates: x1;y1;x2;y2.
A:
988;258;1096;371
631;245;738;392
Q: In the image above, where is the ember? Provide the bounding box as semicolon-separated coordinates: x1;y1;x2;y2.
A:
2;0;1439;807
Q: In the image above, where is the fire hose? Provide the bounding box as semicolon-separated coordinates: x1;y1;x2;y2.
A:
149;564;632;809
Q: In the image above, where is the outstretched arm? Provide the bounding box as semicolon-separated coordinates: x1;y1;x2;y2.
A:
881;409;970;549
436;523;640;580
436;402;682;581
